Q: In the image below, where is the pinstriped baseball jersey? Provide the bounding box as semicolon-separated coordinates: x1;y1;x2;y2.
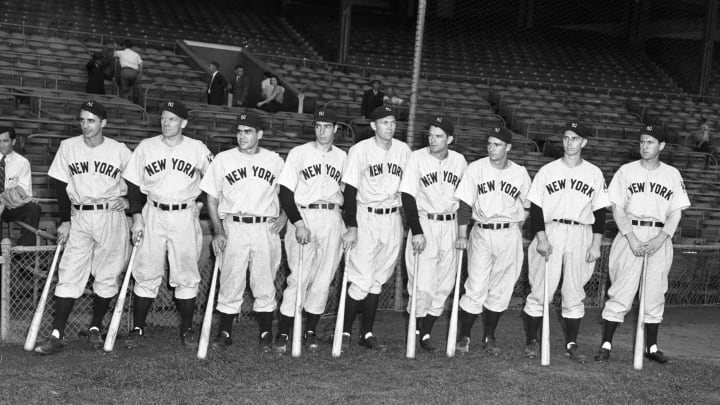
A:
123;135;213;203
199;147;284;217
48;136;132;203
527;159;610;224
455;157;531;223
277;142;346;205
399;147;467;214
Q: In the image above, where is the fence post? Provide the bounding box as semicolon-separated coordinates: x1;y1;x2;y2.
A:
0;238;12;341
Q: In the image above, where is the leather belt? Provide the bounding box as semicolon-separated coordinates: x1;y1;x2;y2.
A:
152;201;188;211
553;219;582;225
233;216;269;224
478;222;510;230
427;213;456;221
367;207;398;214
631;220;664;228
73;203;109;210
300;203;337;210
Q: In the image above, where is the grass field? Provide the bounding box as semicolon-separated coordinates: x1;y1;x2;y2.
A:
1;307;719;404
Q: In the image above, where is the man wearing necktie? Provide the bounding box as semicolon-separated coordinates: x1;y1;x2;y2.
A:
0;127;41;246
230;64;249;107
207;61;229;106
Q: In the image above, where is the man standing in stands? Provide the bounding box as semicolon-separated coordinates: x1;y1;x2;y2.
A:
85;52;105;95
114;40;142;102
207;61;229;106
361;80;385;119
230;64;250;107
0;127;41;246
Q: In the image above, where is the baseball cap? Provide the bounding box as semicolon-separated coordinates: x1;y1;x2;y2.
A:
80;101;107;120
313;108;337;123
639;125;666;143
235;111;263;130
489;127;513;144
370;105;395;121
564;121;591;138
161;101;188;120
428;115;454;136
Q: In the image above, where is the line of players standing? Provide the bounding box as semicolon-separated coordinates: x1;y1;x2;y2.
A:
32;100;689;366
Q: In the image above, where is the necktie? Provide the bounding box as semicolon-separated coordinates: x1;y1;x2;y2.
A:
0;156;6;193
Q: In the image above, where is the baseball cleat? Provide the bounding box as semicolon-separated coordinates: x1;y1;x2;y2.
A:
124;327;144;349
180;328;199;348
419;337;437;352
88;327;104;350
358;334;386;351
524;339;538;359
645;350;669;364
304;332;319;351
565;343;587;363
211;331;232;348
456;336;470;354
594;347;611;363
482;337;501;356
34;335;66;355
341;333;351;349
260;332;273;353
273;334;288;354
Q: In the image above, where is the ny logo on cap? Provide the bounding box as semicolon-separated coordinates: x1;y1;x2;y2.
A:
435;117;443;123
86;101;93;107
385;107;391;111
571;122;578;128
240;114;247;120
167;102;174;107
319;111;325;117
646;125;652;131
494;127;500;133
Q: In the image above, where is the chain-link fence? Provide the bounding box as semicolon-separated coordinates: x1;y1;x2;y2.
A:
3;236;719;344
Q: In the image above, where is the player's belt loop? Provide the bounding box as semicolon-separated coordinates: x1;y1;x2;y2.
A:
233;216;269;224
300;203;337;210
367;207;398;215
477;222;510;230
553;219;582;225
72;203;109;211
426;213;456;221
631;220;665;228
152;201;189;211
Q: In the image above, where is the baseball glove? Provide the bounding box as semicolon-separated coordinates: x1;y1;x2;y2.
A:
0;186;34;209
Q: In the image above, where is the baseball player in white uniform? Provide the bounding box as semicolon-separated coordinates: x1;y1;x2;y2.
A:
341;105;410;349
594;126;690;364
35;101;132;354
401;115;466;352
453;127;531;355
200;111;285;352
522;121;611;363
123;101;213;349
273;108;346;353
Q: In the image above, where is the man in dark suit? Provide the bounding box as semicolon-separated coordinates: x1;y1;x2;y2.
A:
360;79;385;118
207;61;228;105
230;64;250;107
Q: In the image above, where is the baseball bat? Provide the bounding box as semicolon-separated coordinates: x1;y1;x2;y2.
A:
197;252;222;360
540;258;551;366
331;252;349;358
446;250;463;357
24;244;63;351
291;245;304;358
633;254;649;371
103;245;139;352
406;252;419;359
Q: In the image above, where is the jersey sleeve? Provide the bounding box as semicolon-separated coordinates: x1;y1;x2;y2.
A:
607;166;628;208
277;147;299;191
398;152;418;197
122;142;145;186
341;144;362;189
47;141;69;183
591;167;611;210
119;143;133;169
273;154;285;194
453;164;476;206
669;169;691;212
199;157;221;199
526;166;546;207
519;166;532;209
197;142;214;175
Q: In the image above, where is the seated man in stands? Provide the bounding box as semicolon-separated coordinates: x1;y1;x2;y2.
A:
0;127;41;246
360;79;385;119
257;75;285;113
